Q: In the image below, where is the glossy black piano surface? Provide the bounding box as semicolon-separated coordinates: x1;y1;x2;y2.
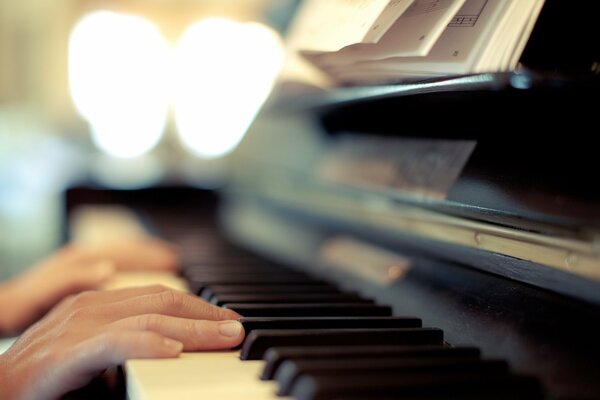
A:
65;182;600;399
64;71;600;399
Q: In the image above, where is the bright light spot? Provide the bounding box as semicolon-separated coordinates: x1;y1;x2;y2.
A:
69;11;169;158
173;18;284;158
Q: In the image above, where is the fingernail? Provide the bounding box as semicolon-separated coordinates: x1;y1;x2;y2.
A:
162;338;183;352
218;321;243;338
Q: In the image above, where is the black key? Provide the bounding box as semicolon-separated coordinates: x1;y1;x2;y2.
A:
184;265;303;276
224;303;393;318
240;328;443;360
239;316;421;337
212;293;373;306
261;345;480;380
183;259;273;267
187;271;310;281
199;284;339;300
291;372;544;400
276;358;508;396
182;256;271;267
189;276;324;294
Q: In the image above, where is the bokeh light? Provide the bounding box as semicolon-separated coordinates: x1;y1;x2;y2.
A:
69;11;170;158
173;18;284;158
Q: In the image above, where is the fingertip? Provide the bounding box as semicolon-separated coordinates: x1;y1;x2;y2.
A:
161;337;184;354
218;320;244;340
185;320;245;350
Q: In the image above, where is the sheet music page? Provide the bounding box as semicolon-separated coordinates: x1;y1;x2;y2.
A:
303;0;465;68
285;0;399;52
280;0;407;88
360;0;466;57
328;0;515;80
362;0;416;43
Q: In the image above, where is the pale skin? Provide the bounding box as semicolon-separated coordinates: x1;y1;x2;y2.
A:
0;285;245;400
0;237;178;335
0;237;245;398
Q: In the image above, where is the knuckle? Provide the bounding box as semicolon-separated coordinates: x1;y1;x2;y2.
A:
137;314;163;331
69;290;97;308
67;307;87;322
56;294;77;310
158;290;185;311
66;303;101;323
183;318;198;337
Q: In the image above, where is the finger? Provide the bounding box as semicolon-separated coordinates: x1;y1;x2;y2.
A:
85;238;179;272
38;285;174;329
33;260;116;315
39;331;182;400
101;290;241;321
63;284;175;309
44;244;100;267
110;314;245;350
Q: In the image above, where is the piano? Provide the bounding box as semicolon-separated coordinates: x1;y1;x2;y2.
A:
64;68;600;400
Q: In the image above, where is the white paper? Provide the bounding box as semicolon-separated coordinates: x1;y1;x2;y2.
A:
362;0;417;43
285;0;399;52
284;0;545;86
329;0;515;78
373;0;466;57
302;0;466;71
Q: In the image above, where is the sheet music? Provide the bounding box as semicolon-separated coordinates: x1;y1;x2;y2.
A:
379;0;466;56
285;0;403;52
303;0;465;68
328;0;515;80
362;0;416;43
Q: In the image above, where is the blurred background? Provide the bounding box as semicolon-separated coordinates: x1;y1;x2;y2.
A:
0;0;300;278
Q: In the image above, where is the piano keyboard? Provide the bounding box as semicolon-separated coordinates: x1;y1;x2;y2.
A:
125;223;546;400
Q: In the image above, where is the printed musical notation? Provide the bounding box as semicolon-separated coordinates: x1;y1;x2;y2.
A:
448;0;488;27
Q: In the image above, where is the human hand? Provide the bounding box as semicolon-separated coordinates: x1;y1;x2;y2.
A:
0;237;179;335
0;247;115;335
0;285;244;400
70;236;179;272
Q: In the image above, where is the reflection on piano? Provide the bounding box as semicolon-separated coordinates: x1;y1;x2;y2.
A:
66;71;600;399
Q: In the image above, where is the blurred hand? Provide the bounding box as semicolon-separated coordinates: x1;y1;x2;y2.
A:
0;248;115;335
0;237;179;335
0;285;244;400
70;236;180;272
